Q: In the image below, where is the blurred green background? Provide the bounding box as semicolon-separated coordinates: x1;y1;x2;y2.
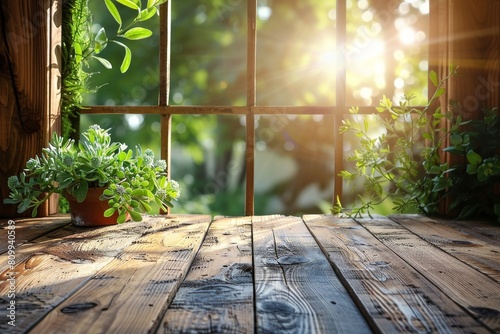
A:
81;0;429;216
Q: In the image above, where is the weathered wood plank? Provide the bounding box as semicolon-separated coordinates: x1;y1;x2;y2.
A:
304;214;491;334
0;215;71;254
31;215;212;334
357;215;500;332
253;215;371;334
439;216;500;244
0;218;152;333
159;216;254;333
0;0;61;217
390;214;500;283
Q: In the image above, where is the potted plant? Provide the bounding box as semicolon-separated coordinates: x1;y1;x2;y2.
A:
3;124;181;225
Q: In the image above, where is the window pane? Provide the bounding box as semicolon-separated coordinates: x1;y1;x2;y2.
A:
256;0;337;106
170;1;247;106
346;0;429;106
170;115;246;216
254;115;335;215
82;1;160;106
80;114;161;158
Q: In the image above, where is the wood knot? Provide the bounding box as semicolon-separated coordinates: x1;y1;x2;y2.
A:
260;301;295;316
60;302;97;314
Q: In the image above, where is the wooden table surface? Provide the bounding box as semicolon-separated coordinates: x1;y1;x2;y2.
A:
1;214;499;333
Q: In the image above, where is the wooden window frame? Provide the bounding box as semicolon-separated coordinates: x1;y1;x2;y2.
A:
82;0;433;216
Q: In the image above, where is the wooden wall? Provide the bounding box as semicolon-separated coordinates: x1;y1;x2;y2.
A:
442;0;499;113
0;0;61;217
431;0;500;215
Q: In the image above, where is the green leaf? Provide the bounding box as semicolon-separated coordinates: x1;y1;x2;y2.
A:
103;188;114;196
129;210;142;222
104;207;116;217
120;45;132;73
118;151;127;161
131;189;145;197
122;27;153;40
466;150;482;165
93;56;112;69
73;181;89;203
466;163;478;174
140;201;152;212
116;0;140;10
457;204;480;220
429;70;438;87
477;165;490;182
137;8;157;22
117;213;128;224
435;87;445;98
429;165;442;174
97;169;109;184
94;27;108;54
450;134;462;146
105;0;122;28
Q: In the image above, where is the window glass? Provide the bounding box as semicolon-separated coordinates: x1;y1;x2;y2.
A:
82;0;161;106
170;0;247;106
256;0;337;106
170;115;246;216
346;0;429;106
254;114;335;215
80;0;431;216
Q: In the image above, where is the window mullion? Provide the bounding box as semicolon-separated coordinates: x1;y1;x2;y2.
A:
333;0;347;207
245;0;257;215
160;1;172;211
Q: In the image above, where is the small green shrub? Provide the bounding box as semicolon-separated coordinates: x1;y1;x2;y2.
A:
331;67;500;222
437;105;500;220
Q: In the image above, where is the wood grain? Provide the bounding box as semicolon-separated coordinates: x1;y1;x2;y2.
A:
253;215;371;334
0;0;61;217
357;215;500;332
0;218;152;333
304;214;491;334
390;214;500;283
160;216;254;333
0;215;70;253
31;215;211;334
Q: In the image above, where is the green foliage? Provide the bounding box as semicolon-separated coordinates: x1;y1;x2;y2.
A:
95;0;166;73
61;0;93;139
61;0;166;138
439;105;500;221
333;68;460;218
4;125;181;223
82;0;167;74
334;67;500;222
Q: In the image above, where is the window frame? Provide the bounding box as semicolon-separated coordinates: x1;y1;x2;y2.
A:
82;0;433;215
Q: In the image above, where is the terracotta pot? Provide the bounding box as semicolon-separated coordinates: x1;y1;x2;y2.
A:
66;187;126;226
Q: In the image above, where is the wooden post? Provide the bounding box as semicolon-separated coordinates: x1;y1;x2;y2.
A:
431;0;500;215
0;0;61;217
